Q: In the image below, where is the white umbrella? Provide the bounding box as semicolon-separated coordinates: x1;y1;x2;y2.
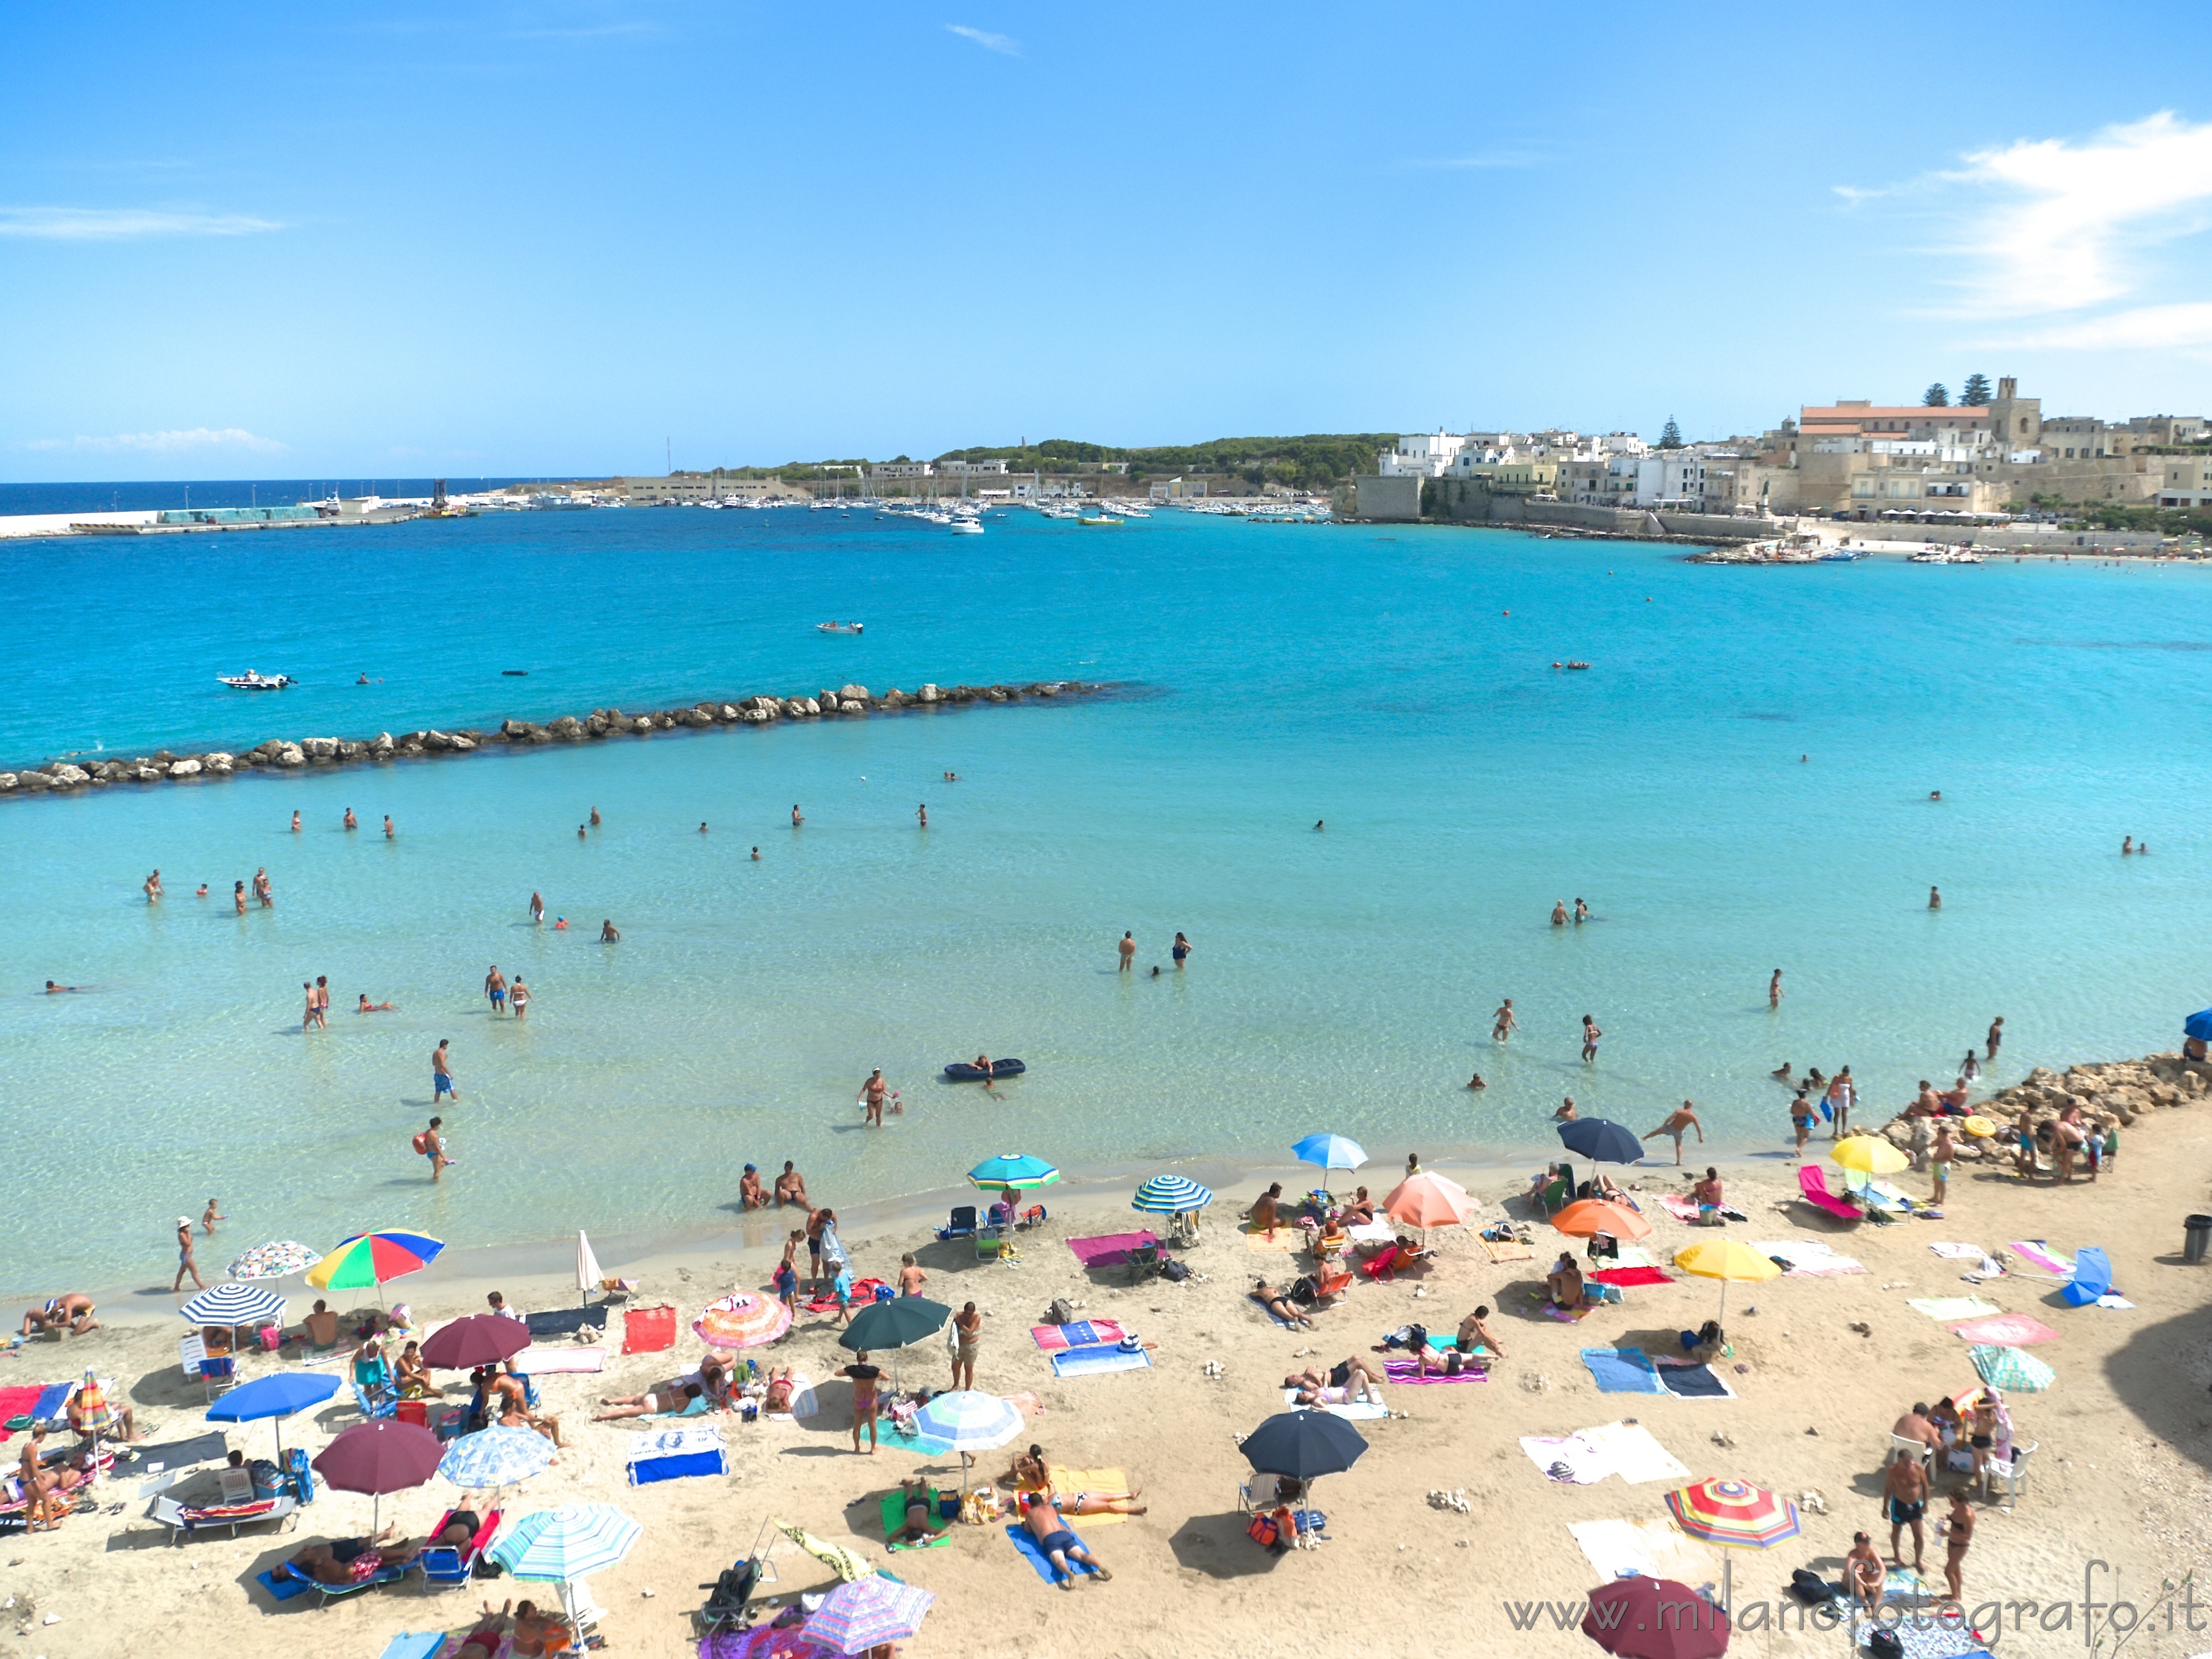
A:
914;1389;1023;1480
576;1231;603;1311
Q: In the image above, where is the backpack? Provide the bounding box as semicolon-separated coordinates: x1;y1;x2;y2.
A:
1160;1259;1191;1282
1868;1630;1904;1659
1288;1276;1317;1303
1788;1567;1829;1605
1045;1298;1074;1326
1245;1511;1284;1550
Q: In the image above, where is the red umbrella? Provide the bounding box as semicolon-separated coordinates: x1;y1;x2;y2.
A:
1582;1578;1729;1659
311;1419;442;1531
421;1313;533;1370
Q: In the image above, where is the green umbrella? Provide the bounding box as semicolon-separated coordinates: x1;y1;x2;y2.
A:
838;1297;951;1354
1970;1344;2054;1392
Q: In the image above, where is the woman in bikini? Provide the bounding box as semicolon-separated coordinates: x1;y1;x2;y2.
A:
1250;1279;1312;1328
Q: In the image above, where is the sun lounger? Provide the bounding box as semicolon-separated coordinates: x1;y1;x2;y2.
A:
419;1506;503;1589
254;1567;317;1606
1796;1165;1864;1221
147;1493;299;1541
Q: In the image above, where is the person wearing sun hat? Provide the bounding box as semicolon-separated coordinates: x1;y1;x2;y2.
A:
173;1218;206;1291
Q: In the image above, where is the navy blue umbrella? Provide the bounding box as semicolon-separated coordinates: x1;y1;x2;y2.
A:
2185;1010;2212;1042
1556;1117;1644;1196
1240;1408;1368;1481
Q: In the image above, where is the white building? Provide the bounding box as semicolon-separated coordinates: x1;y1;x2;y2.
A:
870;462;935;481
1635;452;1710;508
1378;430;1468;477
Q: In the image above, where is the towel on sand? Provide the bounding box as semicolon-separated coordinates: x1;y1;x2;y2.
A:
1480;1238;1535;1263
621;1306;677;1355
1949;1313;2059;1345
1052;1344;1150;1378
1750;1239;1865;1275
0;1387;45;1442
1065;1232;1158;1269
1588;1266;1673;1288
2009;1240;2075;1276
1580;1421;1692;1484
1045;1467;1135;1526
1568;1517;1722;1585
1928;1242;1986;1259
1005;1521;1099;1583
1031;1321;1126;1352
1383;1360;1486;1386
1655;1361;1734;1399
515;1347;606;1375
1908;1297;2000;1322
1657;1194;1703;1222
1520;1435;1610;1484
1243;1227;1298;1251
1580;1348;1663;1395
1282;1388;1389;1421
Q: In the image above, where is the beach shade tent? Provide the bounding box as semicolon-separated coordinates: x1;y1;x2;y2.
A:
421;1313;533;1371
1830;1136;1910;1177
439;1423;557;1490
2185;1009;2212;1042
914;1389;1023;1479
1664;1478;1801;1550
839;1297;951;1389
576;1230;603;1312
1131;1174;1214;1215
966;1154;1061;1192
1381;1172;1479;1238
1970;1344;2056;1392
1582;1577;1730;1659
802;1575;937;1655
1557;1118;1646;1193
1671;1239;1781;1324
207;1370;343;1472
693;1293;793;1351
312;1418;442;1531
490;1504;643;1628
308;1231;445;1297
1550;1198;1655;1245
226;1240;323;1281
180;1283;287;1330
1291;1134;1368;1193
2060;1245;2112;1308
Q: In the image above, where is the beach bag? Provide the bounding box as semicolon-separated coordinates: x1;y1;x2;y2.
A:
411;1132;429;1154
1288;1276;1317;1303
1868;1630;1904;1659
1788;1568;1828;1605
1160;1259;1190;1282
1045;1298;1074;1326
1245;1511;1284;1550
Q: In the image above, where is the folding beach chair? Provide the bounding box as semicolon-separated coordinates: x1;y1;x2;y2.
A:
1124;1242;1165;1285
938;1206;978;1241
418;1507;503;1590
351;1380;398;1421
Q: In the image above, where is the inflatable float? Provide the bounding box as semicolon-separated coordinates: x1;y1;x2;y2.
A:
943;1058;1025;1081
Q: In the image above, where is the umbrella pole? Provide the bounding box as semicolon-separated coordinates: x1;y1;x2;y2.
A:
1718;1280;1729;1327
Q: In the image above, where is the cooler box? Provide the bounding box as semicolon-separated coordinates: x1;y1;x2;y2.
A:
626;1426;725;1486
395;1400;429;1427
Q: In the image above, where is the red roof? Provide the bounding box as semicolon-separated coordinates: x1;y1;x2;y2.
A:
1801;405;1989;422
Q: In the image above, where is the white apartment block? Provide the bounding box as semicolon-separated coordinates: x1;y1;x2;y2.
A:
1378;430;1468;477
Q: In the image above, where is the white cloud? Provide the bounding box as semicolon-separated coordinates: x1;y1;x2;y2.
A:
0;206;281;240
2007;301;2212;351
22;428;287;456
946;23;1017;55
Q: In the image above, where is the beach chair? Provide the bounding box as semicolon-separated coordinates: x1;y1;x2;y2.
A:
567;1577;606;1641
1982;1439;2034;1505
217;1465;255;1505
1884;1433;1933;1473
1358;1244;1401;1282
1017;1204;1048;1231
146;1492;298;1542
351;1380;398;1421
1124;1242;1165;1285
1797;1165;1864;1222
419;1507;503;1590
974;1226;1008;1263
697;1557;760;1636
938;1206;978;1241
1307;1271;1353;1308
1538;1173;1572;1214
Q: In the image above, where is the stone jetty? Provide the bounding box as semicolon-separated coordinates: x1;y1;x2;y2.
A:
0;679;1102;799
1872;1050;2200;1164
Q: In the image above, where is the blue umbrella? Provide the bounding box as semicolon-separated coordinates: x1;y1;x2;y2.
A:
206;1369;343;1470
2060;1245;2112;1307
2187;1010;2212;1042
1556;1117;1644;1193
1291;1135;1367;1192
1133;1174;1214;1214
439;1425;556;1490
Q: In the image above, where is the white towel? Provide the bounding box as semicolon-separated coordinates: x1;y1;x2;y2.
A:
1580;1421;1692;1485
1519;1434;1610;1484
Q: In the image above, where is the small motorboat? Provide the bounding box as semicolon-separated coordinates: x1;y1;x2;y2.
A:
817;622;865;634
1565;661;1592;670
950;516;984;535
217;672;293;691
502;669;529;676
943;1058;1025;1081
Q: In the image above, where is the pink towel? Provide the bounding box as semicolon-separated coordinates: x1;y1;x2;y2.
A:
1657;1194;1702;1222
1383;1360;1488;1385
1949;1313;2060;1346
1065;1232;1158;1268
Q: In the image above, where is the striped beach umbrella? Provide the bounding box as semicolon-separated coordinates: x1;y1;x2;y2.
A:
700;1631;838;1659
694;1292;794;1350
1665;1478;1800;1548
180;1283;286;1327
966;1153;1060;1190
308;1230;444;1291
915;1389;1023;1477
801;1575;936;1655
1132;1173;1213;1214
439;1425;556;1489
1970;1344;2056;1392
227;1240;323;1280
489;1504;643;1631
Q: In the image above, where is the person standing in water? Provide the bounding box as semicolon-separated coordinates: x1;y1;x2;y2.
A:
529;892;544;925
1118;932;1135;973
173;1217;206;1291
791;805;804;827
344;807;358;830
1551;900;1568;926
1985;1016;2004;1063
485;967;507;1016
384;815;394;838
1491;999;1519;1043
290;811;301;833
1172;932;1192;969
916;804;927;827
1928;885;1942;910
1770;969;1783;1009
1580;1015;1601;1063
432;1041;459;1103
862;1069;888;1127
589;807;601;827
509;978;530;1021
233;880;246;914
1573;898;1589;924
144;869;163;902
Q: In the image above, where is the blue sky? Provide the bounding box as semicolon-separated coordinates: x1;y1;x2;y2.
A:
6;3;2212;479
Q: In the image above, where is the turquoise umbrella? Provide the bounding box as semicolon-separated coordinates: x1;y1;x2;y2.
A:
488;1504;641;1627
1970;1344;2055;1392
966;1153;1060;1190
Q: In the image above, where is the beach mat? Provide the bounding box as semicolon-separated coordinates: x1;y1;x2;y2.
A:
1282;1389;1387;1421
1568;1517;1722;1585
1065;1231;1157;1270
621;1306;677;1355
1580;1421;1691;1484
879;1488;953;1550
1046;1467;1134;1526
1030;1321;1125;1352
1480;1237;1535;1263
1243;1227;1297;1251
2009;1240;2074;1276
1750;1239;1865;1275
118;1430;231;1475
1656;1195;1702;1222
1382;1360;1486;1385
1588;1266;1673;1288
1051;1344;1150;1379
765;1373;816;1422
0;1387;44;1443
523;1307;606;1340
1909;1297;2000;1322
1950;1313;2059;1345
1655;1361;1734;1399
1004;1521;1099;1583
1521;1435;1610;1484
515;1347;606;1375
29;1383;70;1422
1580;1348;1663;1395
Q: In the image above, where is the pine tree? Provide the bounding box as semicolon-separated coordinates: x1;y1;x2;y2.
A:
1658;418;1683;450
1959;374;1992;406
1923;383;1949;407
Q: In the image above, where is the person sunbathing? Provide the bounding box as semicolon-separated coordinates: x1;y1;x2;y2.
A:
279;1526;421;1585
1051;1483;1146;1516
510;1600;575;1659
891;1476;943;1545
1547;1254;1585;1310
436;1509;484;1549
1020;1493;1112;1587
1250;1280;1313;1328
19;1294;98;1338
1593;1173;1637;1208
760;1368;798;1413
1003;1442;1050;1491
1244;1183;1285;1235
491;1360;565;1447
1342;1187;1375;1224
453;1603;512;1659
1411;1342;1477;1378
1287;1356;1386;1403
593;1381;707;1421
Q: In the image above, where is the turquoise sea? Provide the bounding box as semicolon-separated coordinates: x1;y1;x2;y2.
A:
2;504;2206;1292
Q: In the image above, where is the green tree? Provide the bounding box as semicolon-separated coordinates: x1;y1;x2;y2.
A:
1959;374;1992;406
1923;383;1949;406
1657;418;1683;450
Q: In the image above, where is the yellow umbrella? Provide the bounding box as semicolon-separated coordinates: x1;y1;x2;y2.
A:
1830;1135;1910;1176
1673;1238;1781;1323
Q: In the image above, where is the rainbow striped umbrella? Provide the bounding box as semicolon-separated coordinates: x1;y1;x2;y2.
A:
1664;1478;1800;1548
307;1230;444;1291
693;1293;792;1350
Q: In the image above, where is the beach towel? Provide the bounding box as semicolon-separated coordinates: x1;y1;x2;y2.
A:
1045;1467;1136;1526
621;1306;677;1355
1579;1421;1692;1484
1588;1266;1673;1288
1542;1300;1597;1323
2008;1240;2074;1276
1005;1521;1099;1583
522;1307;604;1339
118;1430;229;1477
1065;1230;1158;1269
1949;1314;2059;1345
1580;1347;1663;1395
1243;1226;1297;1251
1051;1343;1151;1379
879;1488;953;1550
1030;1321;1126;1352
1520;1434;1609;1484
1750;1239;1865;1275
1282;1388;1389;1421
1657;1194;1702;1222
1480;1237;1535;1264
1909;1297;2000;1322
1655;1361;1734;1399
877;1419;956;1458
0;1387;44;1442
1383;1360;1486;1385
1609;1245;1659;1269
2095;1293;2136;1310
1928;1242;1986;1259
764;1373;817;1422
514;1347;606;1375
1568;1517;1723;1586
28;1383;70;1423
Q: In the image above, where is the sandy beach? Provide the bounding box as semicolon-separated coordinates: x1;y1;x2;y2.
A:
6;1072;2210;1659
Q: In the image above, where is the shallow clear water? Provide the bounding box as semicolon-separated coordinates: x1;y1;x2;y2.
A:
2;507;2206;1290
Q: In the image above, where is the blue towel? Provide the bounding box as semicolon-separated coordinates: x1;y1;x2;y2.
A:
1052;1344;1151;1378
1657;1362;1731;1399
1005;1522;1099;1583
29;1384;70;1422
1579;1347;1663;1395
1055;1321;1112;1347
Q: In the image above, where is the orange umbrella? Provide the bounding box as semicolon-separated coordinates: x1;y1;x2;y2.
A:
1381;1172;1477;1231
1550;1198;1654;1243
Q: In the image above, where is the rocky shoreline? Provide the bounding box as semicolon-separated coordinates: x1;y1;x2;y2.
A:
1873;1050;2199;1161
0;678;1104;799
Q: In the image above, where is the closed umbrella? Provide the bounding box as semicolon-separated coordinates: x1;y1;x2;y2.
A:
206;1370;342;1475
966;1154;1060;1190
914;1389;1022;1479
576;1231;603;1312
180;1283;286;1328
421;1313;532;1371
802;1575;937;1655
312;1418;442;1532
1582;1577;1730;1658
1291;1134;1367;1196
1382;1172;1477;1235
2059;1245;2112;1307
439;1424;556;1490
489;1504;642;1627
1664;1478;1800;1548
1550;1198;1654;1244
1970;1344;2055;1392
693;1293;793;1350
1671;1239;1780;1324
308;1231;445;1296
1830;1136;1910;1176
227;1241;322;1281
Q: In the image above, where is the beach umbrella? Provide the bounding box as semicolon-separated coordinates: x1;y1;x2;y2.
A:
307;1230;445;1295
1672;1239;1781;1324
312;1418;441;1532
1550;1198;1655;1244
802;1575;937;1655
966;1153;1060;1190
206;1370;342;1472
1556;1118;1645;1193
914;1389;1022;1479
1240;1408;1368;1481
576;1231;603;1312
67;1370;120;1464
1664;1478;1800;1549
1970;1344;2055;1392
2060;1245;2112;1307
180;1283;286;1328
1382;1171;1478;1234
1131;1173;1213;1214
1291;1134;1368;1193
1830;1136;1910;1176
421;1313;532;1371
439;1423;556;1490
2185;1009;2212;1042
227;1240;322;1280
693;1292;793;1350
1582;1577;1730;1658
492;1504;643;1627
839;1297;951;1354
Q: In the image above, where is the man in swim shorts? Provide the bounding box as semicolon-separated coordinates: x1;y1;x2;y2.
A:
20;1293;98;1337
485;967;507;1015
433;1041;459;1102
1883;1452;1929;1571
1642;1102;1703;1165
1021;1493;1111;1587
422;1117;451;1182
